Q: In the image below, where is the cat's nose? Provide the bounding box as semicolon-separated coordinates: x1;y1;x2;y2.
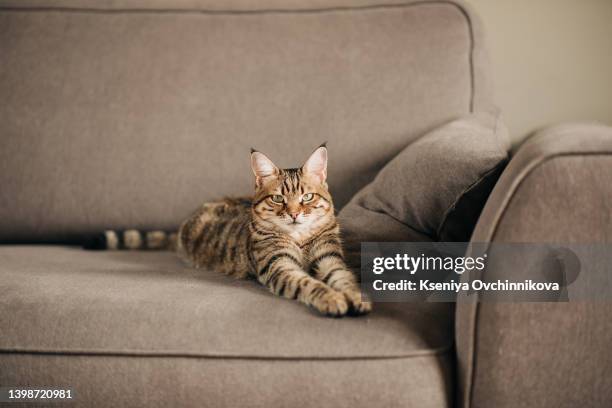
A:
289;212;300;220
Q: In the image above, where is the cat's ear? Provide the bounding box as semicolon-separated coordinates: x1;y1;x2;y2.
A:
251;149;279;187
302;143;327;184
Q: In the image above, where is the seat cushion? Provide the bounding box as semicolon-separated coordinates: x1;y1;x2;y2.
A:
0;246;453;407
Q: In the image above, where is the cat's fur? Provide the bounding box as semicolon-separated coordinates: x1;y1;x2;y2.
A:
87;145;370;317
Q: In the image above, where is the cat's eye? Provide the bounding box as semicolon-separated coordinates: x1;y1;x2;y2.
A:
302;193;314;202
270;195;284;203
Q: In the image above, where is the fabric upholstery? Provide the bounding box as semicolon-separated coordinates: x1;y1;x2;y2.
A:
0;0;493;243
338;203;433;270
338;112;509;247
0;246;454;407
1;354;453;408
455;123;612;408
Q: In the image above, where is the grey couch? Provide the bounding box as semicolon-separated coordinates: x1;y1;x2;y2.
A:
1;1;611;407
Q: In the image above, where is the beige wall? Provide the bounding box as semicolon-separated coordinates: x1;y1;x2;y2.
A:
468;0;612;143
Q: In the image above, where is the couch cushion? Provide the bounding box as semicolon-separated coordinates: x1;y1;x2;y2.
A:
0;246;453;406
0;0;493;243
339;111;509;244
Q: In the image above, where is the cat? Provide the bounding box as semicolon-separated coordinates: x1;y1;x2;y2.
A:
86;145;371;317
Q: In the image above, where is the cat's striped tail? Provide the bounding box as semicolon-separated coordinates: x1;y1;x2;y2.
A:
83;230;178;250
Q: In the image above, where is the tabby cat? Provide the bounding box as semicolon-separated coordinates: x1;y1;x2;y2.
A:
88;145;370;317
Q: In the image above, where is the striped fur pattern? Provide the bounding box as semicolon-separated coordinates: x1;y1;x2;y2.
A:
85;229;177;250
87;145;370;317
178;145;371;316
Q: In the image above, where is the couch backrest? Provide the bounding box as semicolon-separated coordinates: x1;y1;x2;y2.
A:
0;0;494;243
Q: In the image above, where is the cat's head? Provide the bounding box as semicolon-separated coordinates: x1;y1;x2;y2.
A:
250;144;334;233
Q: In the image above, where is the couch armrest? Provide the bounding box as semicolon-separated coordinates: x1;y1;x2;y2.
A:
456;122;612;408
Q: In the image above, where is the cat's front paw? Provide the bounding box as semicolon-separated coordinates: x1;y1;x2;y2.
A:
343;289;372;315
314;290;349;317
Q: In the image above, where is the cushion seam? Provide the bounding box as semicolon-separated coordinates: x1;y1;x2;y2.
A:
0;0;472;16
0;344;453;361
